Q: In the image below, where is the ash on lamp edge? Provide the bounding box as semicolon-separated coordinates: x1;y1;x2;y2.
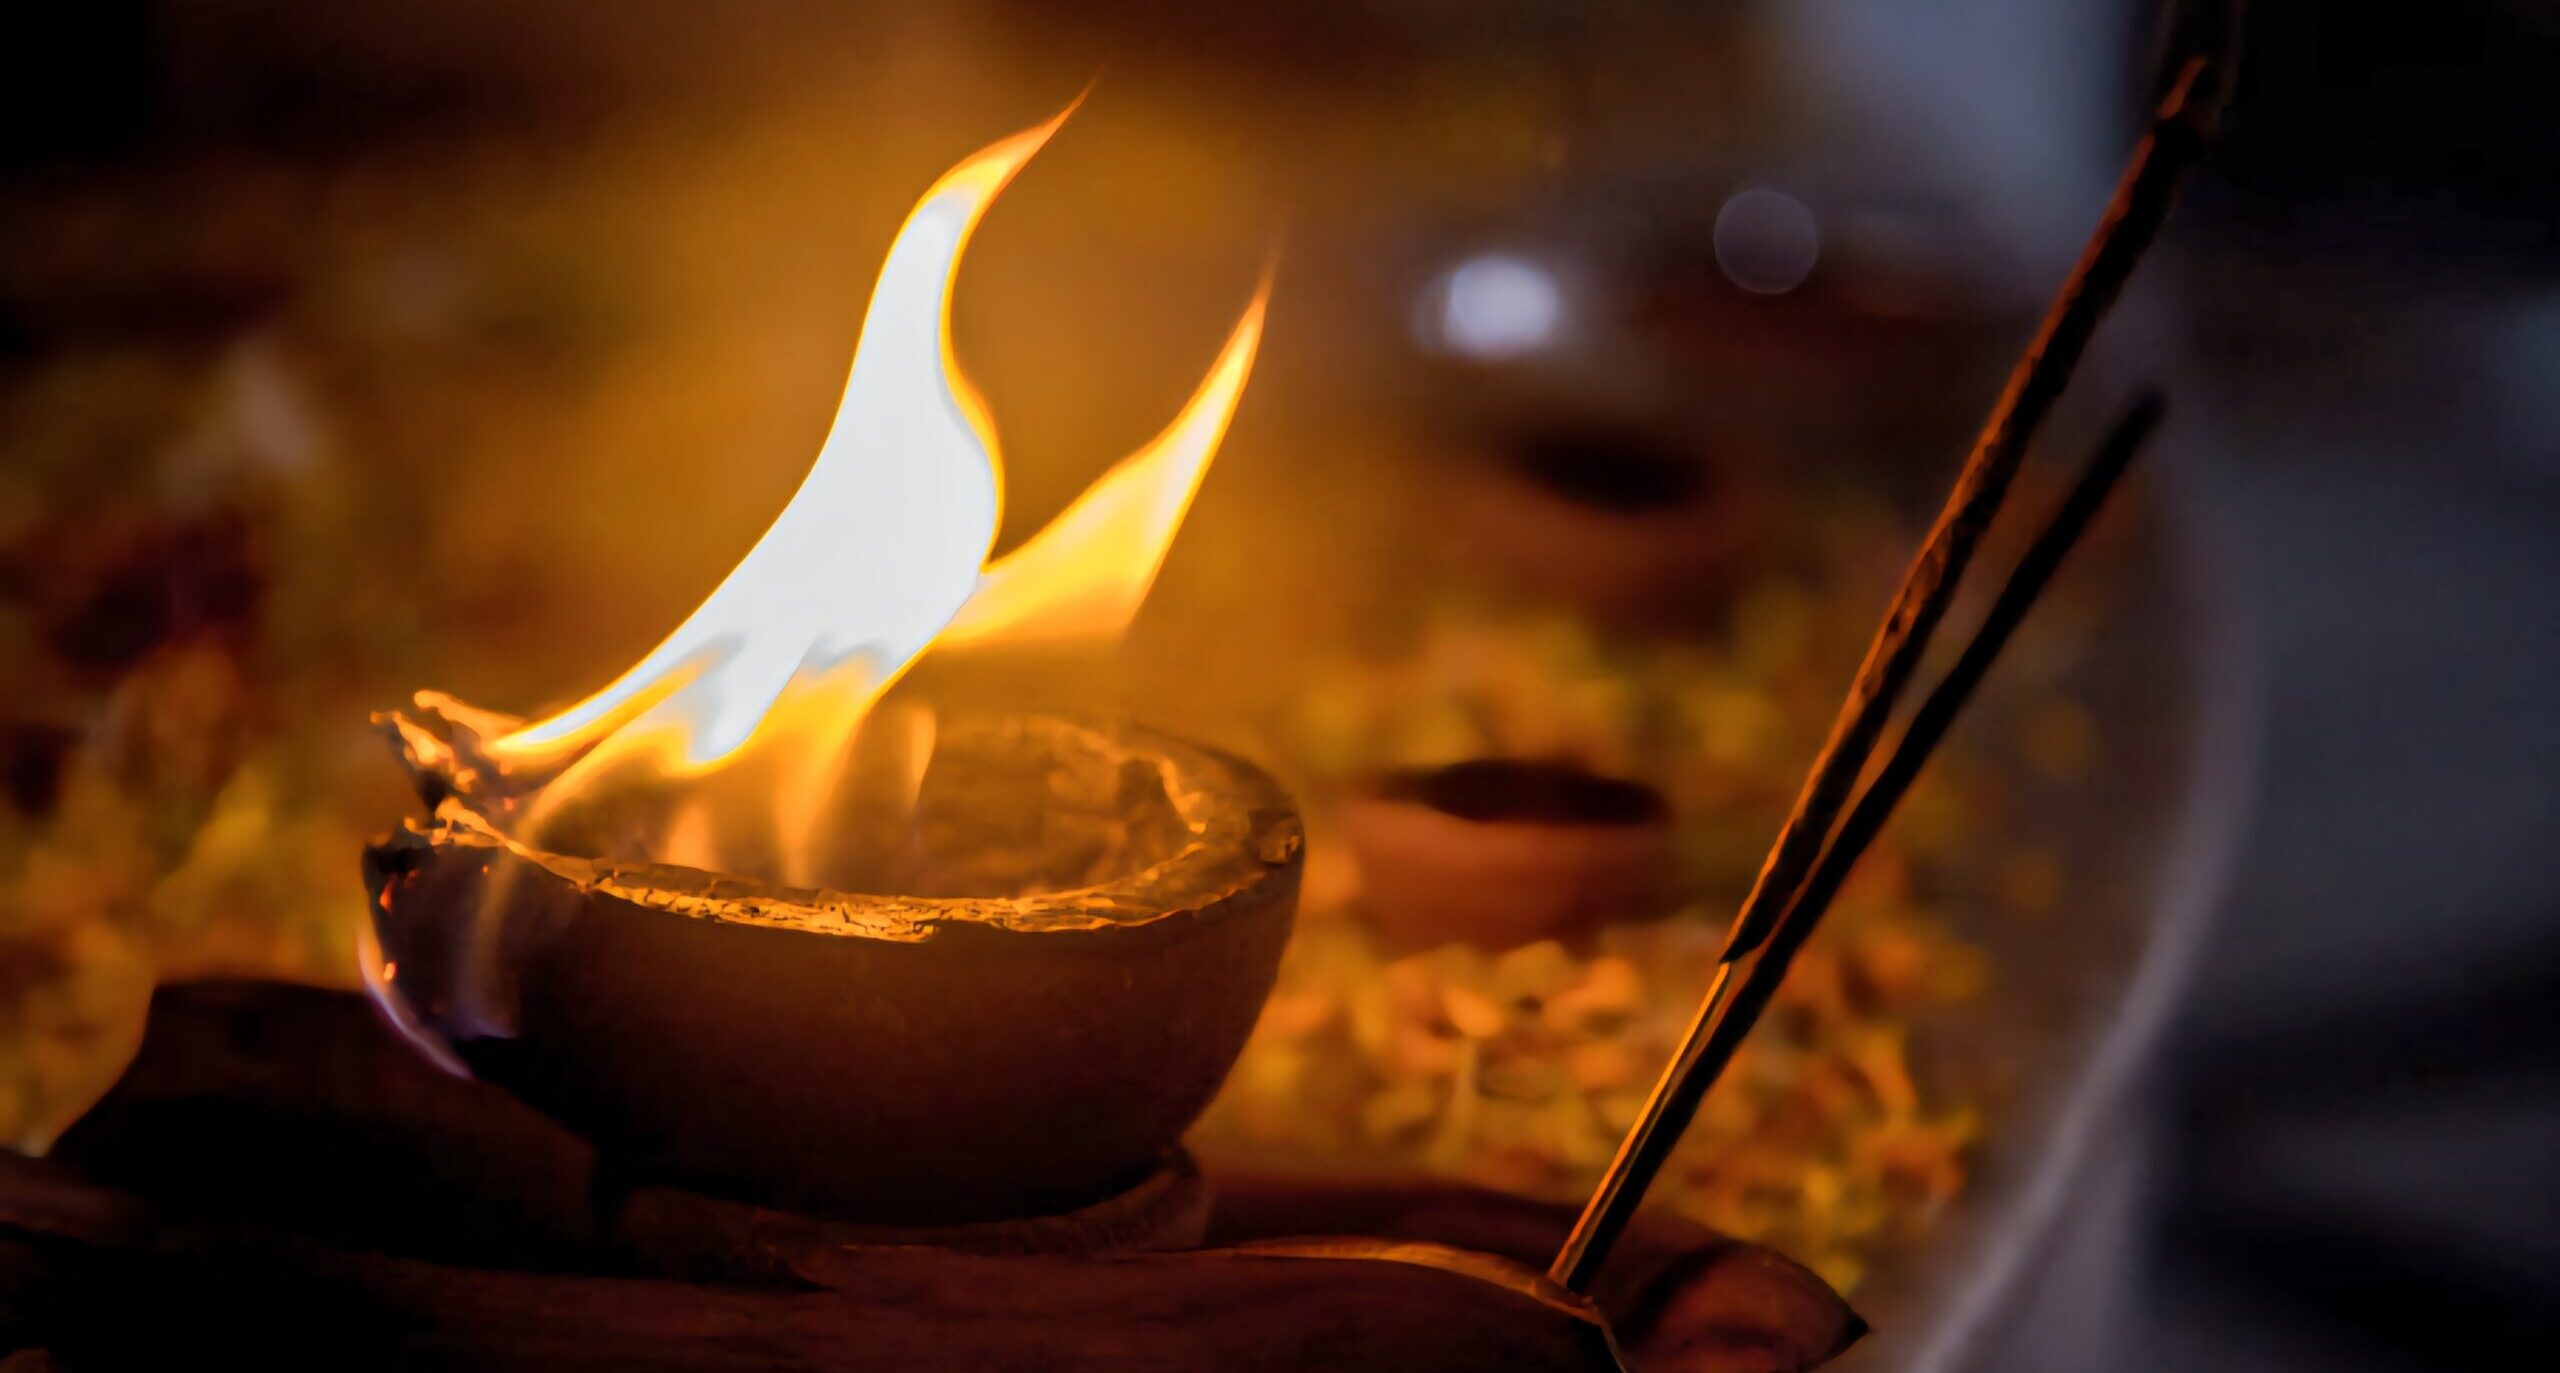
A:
377;696;1305;941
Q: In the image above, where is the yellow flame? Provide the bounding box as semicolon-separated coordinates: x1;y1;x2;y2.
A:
484;106;1264;854
940;287;1264;649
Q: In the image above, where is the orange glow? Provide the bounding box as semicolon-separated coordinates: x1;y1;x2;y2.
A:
660;801;718;872
474;106;1265;862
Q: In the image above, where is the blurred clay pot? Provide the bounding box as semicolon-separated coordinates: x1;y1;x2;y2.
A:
1339;758;1674;953
1444;422;1771;624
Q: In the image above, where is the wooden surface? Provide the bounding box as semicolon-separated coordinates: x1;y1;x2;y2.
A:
3;981;1863;1371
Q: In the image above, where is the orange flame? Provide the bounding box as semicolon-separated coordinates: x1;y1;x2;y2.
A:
484;106;1265;864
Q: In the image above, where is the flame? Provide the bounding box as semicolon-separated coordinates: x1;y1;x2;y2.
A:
940;292;1264;650
483;107;1265;860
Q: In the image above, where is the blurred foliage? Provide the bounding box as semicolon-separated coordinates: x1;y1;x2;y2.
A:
0;341;388;1149
1193;526;2092;1291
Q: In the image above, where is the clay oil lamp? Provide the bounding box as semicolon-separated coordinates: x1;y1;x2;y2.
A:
1340;757;1674;953
363;112;1301;1229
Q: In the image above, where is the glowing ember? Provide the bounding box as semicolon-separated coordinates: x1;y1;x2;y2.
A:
482;107;1266;868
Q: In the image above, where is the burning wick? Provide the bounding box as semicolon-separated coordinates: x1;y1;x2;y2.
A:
487;104;1268;878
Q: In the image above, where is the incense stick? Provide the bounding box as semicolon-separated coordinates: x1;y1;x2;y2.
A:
1633;389;2161;1225
1718;56;2212;972
1553;391;2167;1292
1549;57;2218;1295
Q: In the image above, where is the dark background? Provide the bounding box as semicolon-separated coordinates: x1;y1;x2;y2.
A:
4;2;2555;1368
2138;4;2559;1368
